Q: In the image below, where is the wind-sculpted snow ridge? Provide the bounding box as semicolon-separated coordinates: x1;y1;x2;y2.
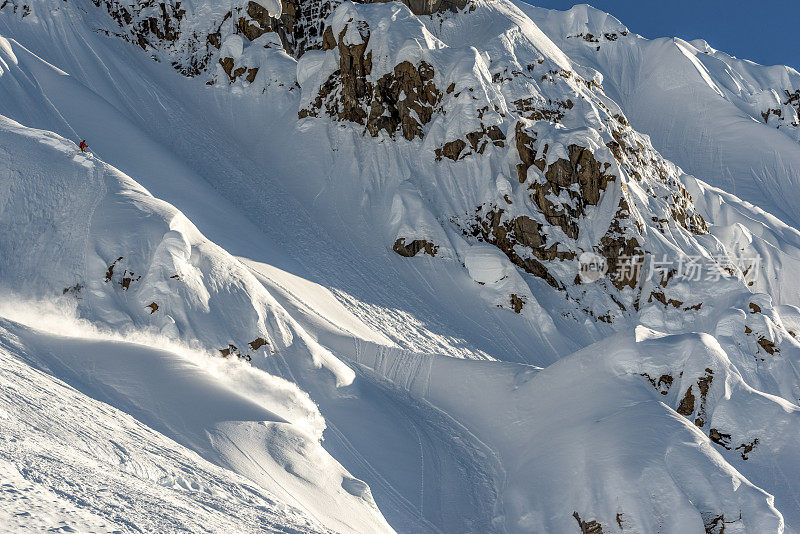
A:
0;322;341;534
523;2;800;144
346;327;799;533
0;114;355;389
0;115;393;534
5;0;800;532
524;2;800;229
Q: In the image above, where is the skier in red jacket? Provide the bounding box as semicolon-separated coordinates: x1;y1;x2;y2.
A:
79;140;88;152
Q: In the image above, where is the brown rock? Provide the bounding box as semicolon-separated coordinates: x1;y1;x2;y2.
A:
367;60;441;140
709;428;731;449
735;438;758;460
510;293;524;313
470;207;567;288
544;145;612;206
641;373;673;395
573;512;604;534
514;122;543;183
393;238;438;257
677;387;695;416
435;139;467;161
363;0;469;15
304;21;442;141
236;1;272;41
248;337;269;350
676;368;713;427
219;56;235;78
757;336;778;354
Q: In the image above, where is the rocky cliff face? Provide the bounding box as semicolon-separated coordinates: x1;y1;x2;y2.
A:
1;0;759;325
299;19;444;141
88;0;302;79
294;0;718;323
40;0;468;84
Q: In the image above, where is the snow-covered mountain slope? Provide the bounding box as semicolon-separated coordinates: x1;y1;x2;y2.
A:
524;3;800;229
0;115;392;533
0;315;334;534
4;0;800;532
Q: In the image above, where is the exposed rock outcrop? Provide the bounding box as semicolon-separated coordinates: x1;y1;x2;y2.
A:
302;21;443;141
364;0;468;15
78;0;730;330
573;511;604;534
510;293;525;313
641;372;673;395
468;206;566;288
529;143;615;238
393;238;438;257
677;368;714;427
436;124;505;161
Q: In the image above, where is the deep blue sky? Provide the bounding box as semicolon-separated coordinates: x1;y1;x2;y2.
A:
523;1;800;70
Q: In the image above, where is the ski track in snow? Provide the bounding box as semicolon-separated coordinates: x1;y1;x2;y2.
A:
0;322;331;534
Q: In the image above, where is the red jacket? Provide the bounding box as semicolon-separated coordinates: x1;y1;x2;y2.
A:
79;141;88;151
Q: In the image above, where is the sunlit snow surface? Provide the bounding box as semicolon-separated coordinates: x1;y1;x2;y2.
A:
2;0;800;533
